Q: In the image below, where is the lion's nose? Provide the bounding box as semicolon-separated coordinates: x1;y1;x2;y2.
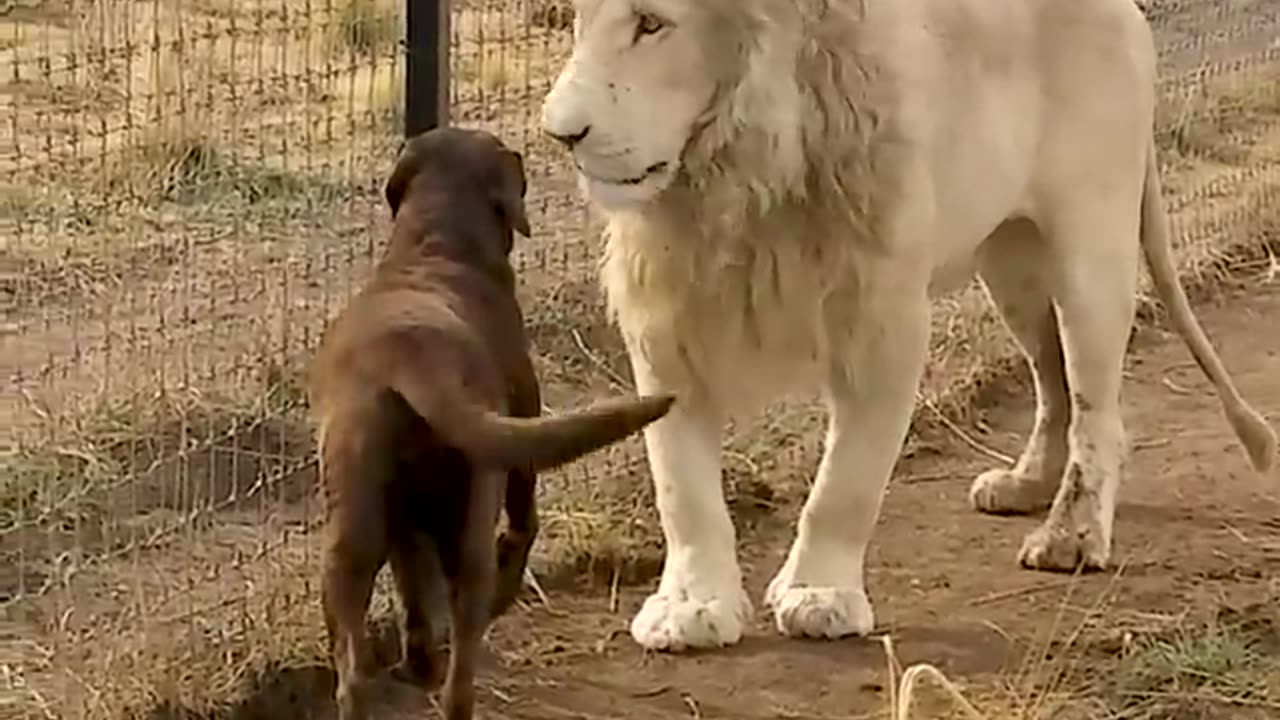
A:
545;124;591;149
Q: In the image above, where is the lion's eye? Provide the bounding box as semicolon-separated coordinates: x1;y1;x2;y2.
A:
633;11;667;42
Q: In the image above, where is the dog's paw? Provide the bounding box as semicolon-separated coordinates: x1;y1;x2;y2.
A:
969;468;1057;515
334;675;374;720
766;585;874;639
491;531;534;619
386;661;442;686
389;652;444;690
629;585;751;652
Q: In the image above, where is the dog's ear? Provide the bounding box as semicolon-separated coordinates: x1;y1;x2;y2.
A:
491;149;531;238
384;139;424;218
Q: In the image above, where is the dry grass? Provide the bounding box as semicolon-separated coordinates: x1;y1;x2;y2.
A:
1158;71;1280;167
329;0;400;58
880;578;1280;720
2;1;1280;718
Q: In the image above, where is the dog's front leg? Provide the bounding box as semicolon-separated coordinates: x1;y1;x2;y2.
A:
766;256;932;639
625;352;752;653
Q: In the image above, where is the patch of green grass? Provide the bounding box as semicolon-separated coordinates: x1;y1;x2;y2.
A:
1095;608;1280;719
1134;624;1269;694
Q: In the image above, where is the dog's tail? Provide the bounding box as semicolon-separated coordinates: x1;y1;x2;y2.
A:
390;361;673;472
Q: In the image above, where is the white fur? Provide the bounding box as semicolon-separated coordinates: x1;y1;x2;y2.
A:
541;0;1278;651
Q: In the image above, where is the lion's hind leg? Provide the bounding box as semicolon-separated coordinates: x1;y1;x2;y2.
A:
969;219;1070;515
1017;191;1142;573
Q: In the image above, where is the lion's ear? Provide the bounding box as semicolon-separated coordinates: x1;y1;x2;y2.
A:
491;149;531;238
385;138;427;218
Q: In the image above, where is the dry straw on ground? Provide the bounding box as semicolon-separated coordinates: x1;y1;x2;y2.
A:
880;573;1280;720
2;0;1280;717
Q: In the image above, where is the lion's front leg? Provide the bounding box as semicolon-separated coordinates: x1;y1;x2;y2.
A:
625;351;752;652
766;274;931;640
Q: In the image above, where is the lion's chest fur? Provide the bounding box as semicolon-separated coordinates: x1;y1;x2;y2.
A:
602;204;867;412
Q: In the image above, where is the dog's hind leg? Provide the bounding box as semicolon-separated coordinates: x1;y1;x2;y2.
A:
321;433;391;720
492;468;538;619
389;529;446;689
323;537;386;720
441;469;501;720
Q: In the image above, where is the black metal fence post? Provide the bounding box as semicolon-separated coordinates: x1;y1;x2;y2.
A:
405;0;450;137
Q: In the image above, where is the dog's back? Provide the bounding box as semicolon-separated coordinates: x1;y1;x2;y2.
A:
312;269;672;472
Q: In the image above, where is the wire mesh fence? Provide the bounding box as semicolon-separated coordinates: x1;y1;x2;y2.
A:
1;0;1277;716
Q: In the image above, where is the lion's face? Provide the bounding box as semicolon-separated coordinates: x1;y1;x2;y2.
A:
541;0;728;211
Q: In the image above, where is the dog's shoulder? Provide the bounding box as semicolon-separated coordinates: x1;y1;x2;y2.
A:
311;224;540;422
310;276;468;387
378;245;541;418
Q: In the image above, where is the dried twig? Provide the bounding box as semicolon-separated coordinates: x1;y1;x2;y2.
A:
1262;242;1278;284
682;693;702;719
898;471;953;485
921;396;1015;465
608;563;621;614
570;328;632;391
631;685;672;698
880;635;987;720
523;567;552;610
967;579;1074;607
1161;376;1194;395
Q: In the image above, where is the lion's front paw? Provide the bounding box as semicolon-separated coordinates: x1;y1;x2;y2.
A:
1017;519;1109;572
766;585;874;639
629;585;751;652
765;539;875;639
969;468;1056;515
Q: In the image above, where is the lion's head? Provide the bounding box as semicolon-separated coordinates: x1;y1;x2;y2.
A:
540;0;817;213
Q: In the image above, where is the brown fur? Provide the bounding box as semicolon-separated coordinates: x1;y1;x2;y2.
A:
307;127;674;720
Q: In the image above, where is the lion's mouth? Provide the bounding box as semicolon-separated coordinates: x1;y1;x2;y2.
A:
578;161;669;186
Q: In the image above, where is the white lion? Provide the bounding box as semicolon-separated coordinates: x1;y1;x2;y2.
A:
540;0;1278;652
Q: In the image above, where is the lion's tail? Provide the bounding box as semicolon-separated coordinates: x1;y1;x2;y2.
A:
1138;139;1276;474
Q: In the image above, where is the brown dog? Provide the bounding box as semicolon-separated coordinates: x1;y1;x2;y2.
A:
307;127;674;720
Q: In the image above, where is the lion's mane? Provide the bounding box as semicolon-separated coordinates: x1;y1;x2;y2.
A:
600;0;924;410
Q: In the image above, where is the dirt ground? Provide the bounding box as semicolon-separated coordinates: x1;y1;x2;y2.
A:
181;283;1280;720
5;3;1279;718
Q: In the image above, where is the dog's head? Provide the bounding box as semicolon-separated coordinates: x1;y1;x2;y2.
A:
385;127;532;247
